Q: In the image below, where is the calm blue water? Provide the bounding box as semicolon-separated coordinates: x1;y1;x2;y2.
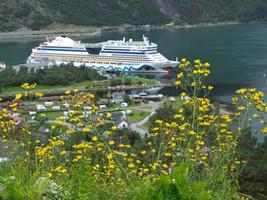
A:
0;24;267;103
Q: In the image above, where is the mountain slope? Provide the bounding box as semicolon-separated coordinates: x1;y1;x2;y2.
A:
0;0;267;32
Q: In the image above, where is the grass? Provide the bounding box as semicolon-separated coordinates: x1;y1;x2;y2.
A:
0;80;107;94
127;109;150;123
143;120;151;128
45;111;64;119
22;111;64;121
142;98;183;128
161;98;184;109
138;106;152;111
116;77;159;85
0;77;159;95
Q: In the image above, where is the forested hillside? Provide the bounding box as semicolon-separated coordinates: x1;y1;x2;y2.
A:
0;0;267;32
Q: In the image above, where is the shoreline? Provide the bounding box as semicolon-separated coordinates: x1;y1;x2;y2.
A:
0;21;252;42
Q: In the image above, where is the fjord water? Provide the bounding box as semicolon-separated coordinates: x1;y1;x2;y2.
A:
0;23;267;102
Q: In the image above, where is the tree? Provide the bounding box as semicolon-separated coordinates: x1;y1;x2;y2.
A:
124;78;132;85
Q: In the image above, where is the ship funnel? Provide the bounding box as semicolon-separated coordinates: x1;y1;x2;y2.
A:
122;37;126;42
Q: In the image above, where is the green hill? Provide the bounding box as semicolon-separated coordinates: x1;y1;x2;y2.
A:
1;0;267;32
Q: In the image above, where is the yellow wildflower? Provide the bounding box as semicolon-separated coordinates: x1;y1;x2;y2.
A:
15;93;23;99
92;136;98;142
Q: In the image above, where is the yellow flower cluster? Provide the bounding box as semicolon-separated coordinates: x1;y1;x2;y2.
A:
21;82;37;90
233;88;267;133
0;59;265;199
35;92;44;98
176;58;214;98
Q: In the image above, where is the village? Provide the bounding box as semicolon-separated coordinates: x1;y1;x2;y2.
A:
0;87;182;140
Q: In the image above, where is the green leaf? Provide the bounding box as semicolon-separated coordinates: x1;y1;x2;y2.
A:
171;163;189;179
199;191;212;200
156;175;171;193
192;181;205;193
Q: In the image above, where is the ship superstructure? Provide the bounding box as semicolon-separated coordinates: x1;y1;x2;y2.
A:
0;62;6;71
27;36;179;72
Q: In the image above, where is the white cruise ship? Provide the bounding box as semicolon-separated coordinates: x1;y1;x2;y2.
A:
0;62;6;71
27;35;179;72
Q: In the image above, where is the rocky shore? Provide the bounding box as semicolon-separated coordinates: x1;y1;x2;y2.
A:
0;21;241;42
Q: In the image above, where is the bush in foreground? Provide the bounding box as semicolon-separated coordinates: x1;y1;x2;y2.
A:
0;59;266;200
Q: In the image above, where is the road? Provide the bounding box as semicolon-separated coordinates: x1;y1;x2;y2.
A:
130;101;163;137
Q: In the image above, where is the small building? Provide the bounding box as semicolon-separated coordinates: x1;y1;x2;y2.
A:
99;105;107;110
63;111;69;116
82;111;91;116
0;102;9;109
115;117;130;129
39;96;61;102
97;98;109;105
63;103;70;108
120;102;128;107
111;112;123;121
29;111;37;116
36;104;47;112
45;102;54;107
129;94;163;101
181;95;191;100
84;106;92;110
111;91;125;103
52;106;60;111
139;92;147;96
169;97;176;102
126;110;132;115
10;114;24;126
11;99;23;110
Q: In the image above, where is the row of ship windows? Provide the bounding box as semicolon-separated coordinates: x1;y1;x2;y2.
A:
35;54;152;62
60;58;145;64
35;54;157;62
33;53;165;62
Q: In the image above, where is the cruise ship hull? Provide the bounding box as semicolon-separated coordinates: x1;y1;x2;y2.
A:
27;36;179;73
27;57;178;73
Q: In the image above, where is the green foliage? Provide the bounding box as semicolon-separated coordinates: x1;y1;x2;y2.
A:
0;58;265;200
238;130;267;198
1;0;267;31
0;64;105;87
147;103;178;129
110;78;122;86
31;14;52;30
127;164;212;200
124;78;132;86
174;0;267;24
0;163;50;200
42;0;169;27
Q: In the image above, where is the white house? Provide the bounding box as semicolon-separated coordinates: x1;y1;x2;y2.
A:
169;97;176;102
29;111;37;116
111;92;125;103
99;105;107;110
82;111;91;116
115;118;130;129
120;102;128;107
126;110;132;115
63;103;70;108
52;106;60;111
84;106;92;110
36;104;47;112
44;101;54;107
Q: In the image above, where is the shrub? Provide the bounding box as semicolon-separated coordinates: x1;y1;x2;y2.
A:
0;58;266;199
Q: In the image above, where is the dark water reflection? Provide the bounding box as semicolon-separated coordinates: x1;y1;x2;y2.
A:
0;23;267;102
